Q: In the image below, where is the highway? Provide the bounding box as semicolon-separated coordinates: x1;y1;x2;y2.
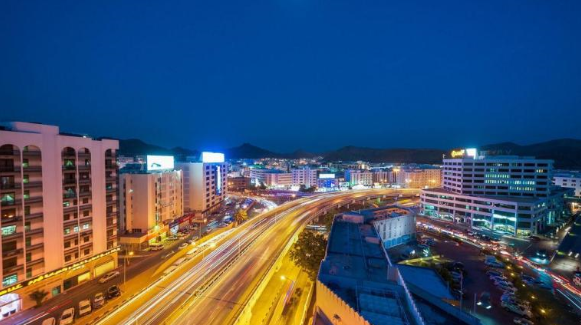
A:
94;189;418;325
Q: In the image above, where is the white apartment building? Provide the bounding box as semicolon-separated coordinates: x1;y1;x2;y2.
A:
421;150;568;237
291;168;318;188
553;172;581;197
0;122;119;318
372;169;393;184
345;170;373;186
178;153;227;216
119;167;183;250
249;169;292;187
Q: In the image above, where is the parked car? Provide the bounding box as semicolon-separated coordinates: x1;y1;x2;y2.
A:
166;236;178;241
186;239;196;245
477;292;492;309
487;261;506;269
487;270;503;277
78;299;92;317
498;283;517;293
93;292;105;309
149;243;164;251
178;242;189;250
502;301;532;318
99;271;120;284
107;285;121;299
529;235;541;241
514;317;534;325
41;318;56;325
59;308;75;325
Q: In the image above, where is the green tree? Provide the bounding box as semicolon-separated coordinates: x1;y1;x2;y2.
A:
289;230;328;280
29;289;49;308
234;209;248;225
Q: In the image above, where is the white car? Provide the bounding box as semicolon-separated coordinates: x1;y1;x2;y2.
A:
59;307;75;325
78;299;92;317
93;292;105;309
98;271;120;284
41;318;56;325
178;243;189;250
502;301;532;318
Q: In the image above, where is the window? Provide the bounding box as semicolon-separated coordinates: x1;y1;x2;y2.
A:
25;222;30;231
26;268;32;278
73;226;79;233
23;174;29;184
0;192;15;204
22;159;29;168
2;241;16;251
84;249;90;255
1;225;16;236
23;190;30;200
82;223;90;230
26;252;31;262
64;241;71;248
2;274;18;287
65;255;71;262
3;257;17;269
64;227;71;235
83;236;90;243
24;206;30;216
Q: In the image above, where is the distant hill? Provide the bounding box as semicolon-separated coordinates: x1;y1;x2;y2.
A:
118;138;581;169
481;139;581;169
118;139;171;156
322;146;446;164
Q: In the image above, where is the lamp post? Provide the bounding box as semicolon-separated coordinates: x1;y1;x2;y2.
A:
124;251;134;286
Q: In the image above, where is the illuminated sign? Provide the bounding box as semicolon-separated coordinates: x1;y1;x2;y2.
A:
319;173;335;179
2;225;16;236
0;247;119;296
216;166;222;195
146;155;174;171
202;152;225;163
450;148;477;158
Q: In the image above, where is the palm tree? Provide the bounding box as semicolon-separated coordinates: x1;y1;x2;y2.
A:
29;289;49;308
234;209;248;225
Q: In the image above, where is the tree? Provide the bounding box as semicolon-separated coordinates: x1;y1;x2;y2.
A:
289;230;328;280
29;289;49;308
234;209;248;225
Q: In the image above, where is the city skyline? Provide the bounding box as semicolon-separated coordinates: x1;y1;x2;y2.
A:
2;1;581;151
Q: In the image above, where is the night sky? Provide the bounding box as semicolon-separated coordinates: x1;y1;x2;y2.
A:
1;1;580;153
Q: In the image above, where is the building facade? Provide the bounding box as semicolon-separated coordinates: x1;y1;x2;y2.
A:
178;158;227;216
118;168;183;250
0;122;119;319
345;170;374;187
553;172;581;197
291;168;318;188
421;150;569;237
398;167;441;189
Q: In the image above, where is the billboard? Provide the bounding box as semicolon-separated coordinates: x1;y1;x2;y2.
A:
319;173;336;179
202;152;225;163
146;155;174;171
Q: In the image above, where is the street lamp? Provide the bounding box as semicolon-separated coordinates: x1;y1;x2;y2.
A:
124;251;134;286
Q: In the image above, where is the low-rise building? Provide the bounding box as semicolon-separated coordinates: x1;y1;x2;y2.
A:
345;169;374;187
342;206;417;249
291;167;318;188
553;172;581;197
227;176;250;192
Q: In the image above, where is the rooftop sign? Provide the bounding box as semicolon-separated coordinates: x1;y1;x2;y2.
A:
146;155;175;171
202;152;225;163
450;148;477;158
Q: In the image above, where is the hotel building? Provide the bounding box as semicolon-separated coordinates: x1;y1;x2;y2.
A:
178;152;228;217
118;159;183;251
0;122;119;319
397;167;441;189
421;150;570;236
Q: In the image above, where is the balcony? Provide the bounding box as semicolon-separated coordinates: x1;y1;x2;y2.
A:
79;191;91;198
26;242;44;251
23;181;42;189
1;199;21;207
26;228;43;236
0;183;19;190
64;218;79;226
22;150;41;157
1;216;22;224
79;178;91;185
27;258;44;267
63;179;77;185
23;166;42;173
0;166;19;173
25;212;43;220
24;196;43;204
2;264;24;274
2;248;23;258
0;149;19;156
78;165;91;171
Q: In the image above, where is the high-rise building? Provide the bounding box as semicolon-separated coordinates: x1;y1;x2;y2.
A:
118;156;183;251
178;152;227;217
0;122;119;318
421;149;570;237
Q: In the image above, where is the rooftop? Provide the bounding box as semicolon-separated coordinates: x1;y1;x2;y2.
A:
319;217;418;325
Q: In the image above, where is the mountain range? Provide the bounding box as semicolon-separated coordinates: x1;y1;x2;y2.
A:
118;138;581;169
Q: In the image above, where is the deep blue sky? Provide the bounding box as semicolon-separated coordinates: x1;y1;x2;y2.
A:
1;1;580;152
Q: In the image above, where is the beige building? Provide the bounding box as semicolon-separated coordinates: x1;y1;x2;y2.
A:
178;159;228;216
397;167;441;189
119;169;183;250
0;122;119;319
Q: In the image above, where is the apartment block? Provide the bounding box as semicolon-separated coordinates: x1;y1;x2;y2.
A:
0;122;119;318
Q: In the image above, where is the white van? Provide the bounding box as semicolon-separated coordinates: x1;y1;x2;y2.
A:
173;257;186;267
149;243;164;251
